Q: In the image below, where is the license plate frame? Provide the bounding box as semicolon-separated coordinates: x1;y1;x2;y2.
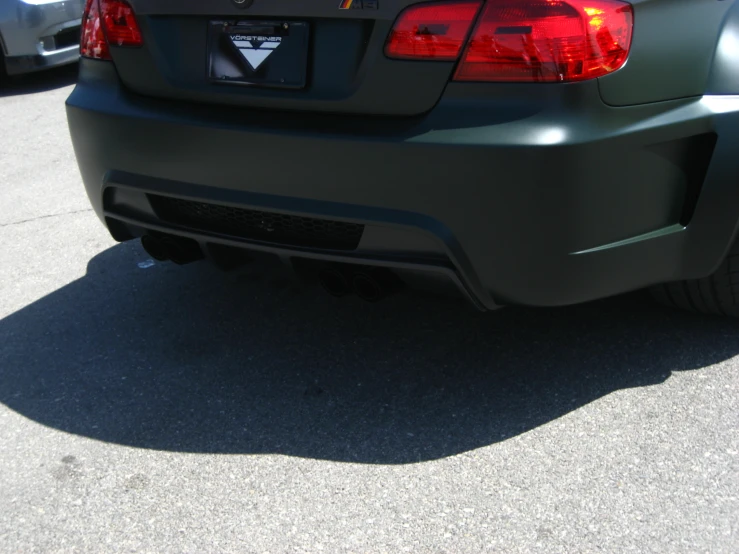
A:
207;20;309;90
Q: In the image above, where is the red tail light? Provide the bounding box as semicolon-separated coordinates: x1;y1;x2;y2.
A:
385;1;483;61
80;0;110;60
386;0;633;83
80;0;142;60
455;0;633;82
100;0;143;47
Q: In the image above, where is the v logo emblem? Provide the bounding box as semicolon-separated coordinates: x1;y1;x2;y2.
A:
229;38;281;71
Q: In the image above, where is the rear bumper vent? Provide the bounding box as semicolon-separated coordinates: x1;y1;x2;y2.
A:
647;132;718;227
149;195;365;251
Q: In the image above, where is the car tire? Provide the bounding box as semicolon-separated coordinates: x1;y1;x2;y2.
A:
651;236;739;316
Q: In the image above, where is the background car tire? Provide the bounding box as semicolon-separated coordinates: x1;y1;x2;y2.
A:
651;236;739;316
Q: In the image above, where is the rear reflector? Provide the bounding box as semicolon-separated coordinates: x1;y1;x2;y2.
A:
454;0;633;82
385;1;483;61
80;0;142;60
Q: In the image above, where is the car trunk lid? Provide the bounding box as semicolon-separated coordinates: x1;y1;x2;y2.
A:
111;0;459;116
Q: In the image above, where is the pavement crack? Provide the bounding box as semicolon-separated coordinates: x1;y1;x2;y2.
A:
0;208;93;228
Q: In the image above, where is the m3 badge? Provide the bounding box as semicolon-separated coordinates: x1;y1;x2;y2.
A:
339;0;379;9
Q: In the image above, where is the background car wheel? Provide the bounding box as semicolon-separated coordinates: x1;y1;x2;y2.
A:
651;236;739;317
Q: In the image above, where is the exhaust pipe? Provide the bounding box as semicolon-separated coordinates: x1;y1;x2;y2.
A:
351;272;383;302
351;268;402;303
141;235;169;262
160;236;204;265
140;235;204;265
318;267;351;297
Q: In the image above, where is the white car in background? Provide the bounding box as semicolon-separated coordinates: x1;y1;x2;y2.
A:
1;0;83;76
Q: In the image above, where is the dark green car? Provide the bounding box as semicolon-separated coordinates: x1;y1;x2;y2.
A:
67;0;739;316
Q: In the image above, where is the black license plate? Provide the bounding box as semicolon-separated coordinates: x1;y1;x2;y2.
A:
208;20;309;89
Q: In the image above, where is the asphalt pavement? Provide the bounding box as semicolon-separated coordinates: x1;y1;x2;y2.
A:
0;65;738;553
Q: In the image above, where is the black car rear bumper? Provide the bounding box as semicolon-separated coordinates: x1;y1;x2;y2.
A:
67;60;739;308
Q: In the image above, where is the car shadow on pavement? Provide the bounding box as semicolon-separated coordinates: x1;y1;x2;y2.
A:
0;63;77;97
1;241;738;464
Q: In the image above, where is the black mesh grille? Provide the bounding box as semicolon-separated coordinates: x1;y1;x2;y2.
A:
149;195;364;250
